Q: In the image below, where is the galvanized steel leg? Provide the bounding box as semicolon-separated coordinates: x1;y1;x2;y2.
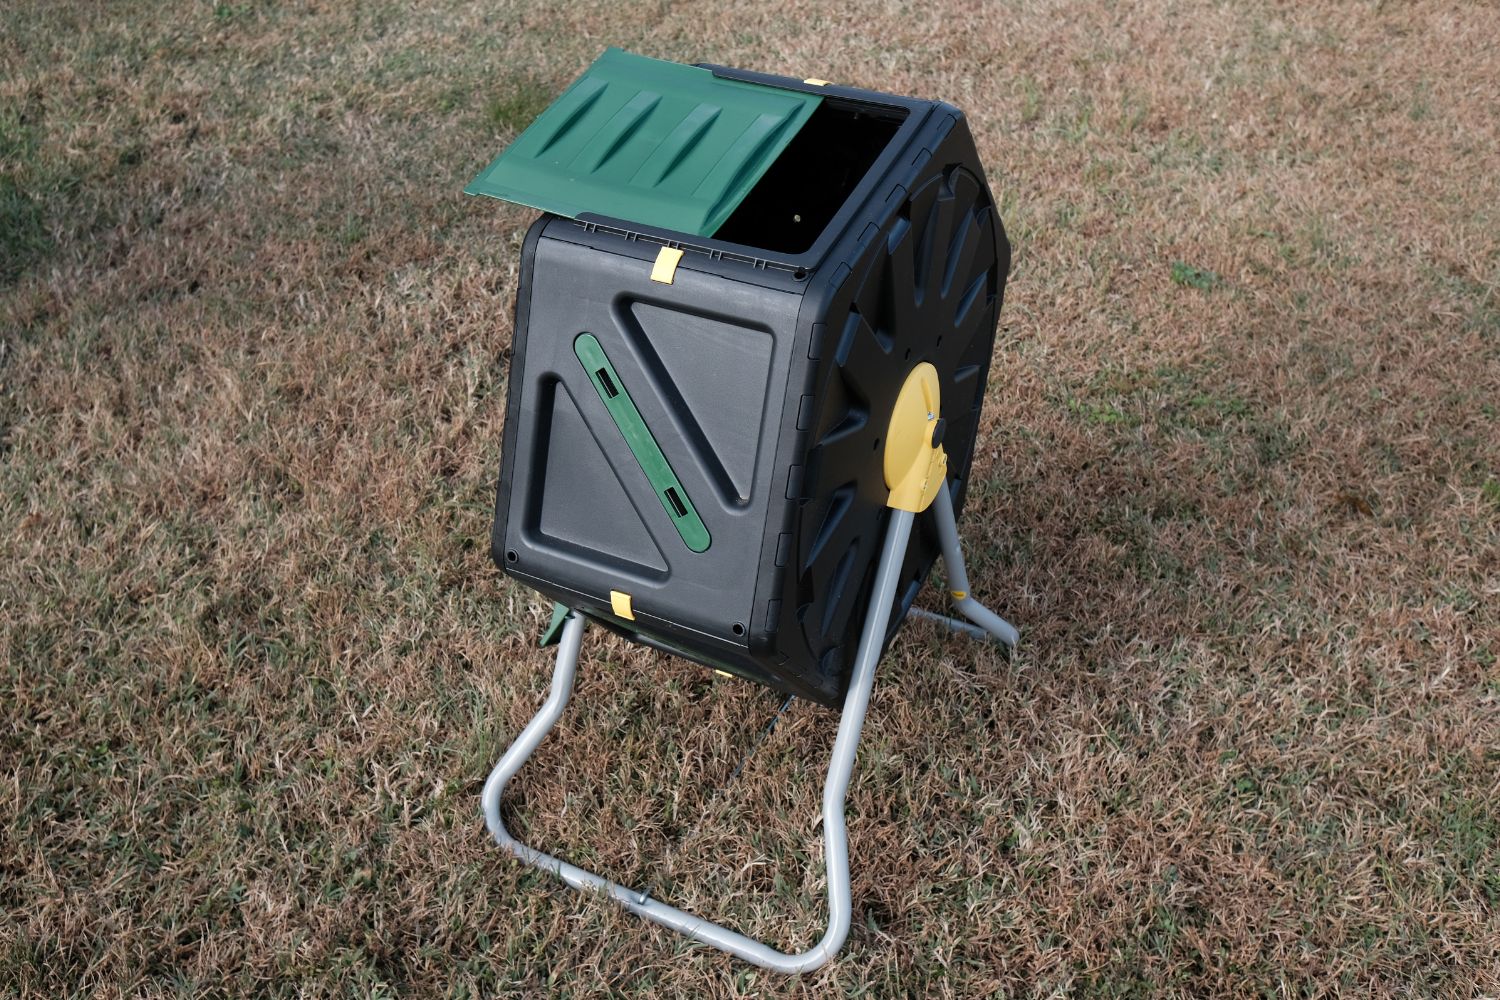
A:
921;481;1019;648
481;509;917;974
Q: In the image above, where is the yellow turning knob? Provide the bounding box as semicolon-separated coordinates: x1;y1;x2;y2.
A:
883;363;948;513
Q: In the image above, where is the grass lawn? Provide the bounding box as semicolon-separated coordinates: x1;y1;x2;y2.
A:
2;1;1497;996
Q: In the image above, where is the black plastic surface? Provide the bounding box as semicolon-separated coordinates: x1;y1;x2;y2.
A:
491;68;1009;706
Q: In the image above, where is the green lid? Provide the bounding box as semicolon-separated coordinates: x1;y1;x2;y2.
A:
465;48;822;237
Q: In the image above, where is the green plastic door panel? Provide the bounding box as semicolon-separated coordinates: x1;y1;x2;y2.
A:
464;48;821;237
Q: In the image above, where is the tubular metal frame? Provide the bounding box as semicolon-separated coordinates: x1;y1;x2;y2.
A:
481;483;1015;973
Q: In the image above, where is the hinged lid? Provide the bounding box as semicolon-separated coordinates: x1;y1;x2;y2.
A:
465;48;822;237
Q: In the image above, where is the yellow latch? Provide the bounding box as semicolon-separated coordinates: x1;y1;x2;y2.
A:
610;590;635;620
883;363;947;513
650;246;684;284
803;78;832;87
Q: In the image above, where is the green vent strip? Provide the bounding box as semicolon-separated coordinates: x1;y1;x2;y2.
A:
574;333;710;553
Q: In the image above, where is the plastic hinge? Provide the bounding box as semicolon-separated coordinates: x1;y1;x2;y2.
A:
565;218;805;275
795;394;816;430
807;322;827;360
824;263;852;305
784;465;804;500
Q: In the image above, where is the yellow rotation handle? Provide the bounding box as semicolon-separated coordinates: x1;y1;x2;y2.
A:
883;363;948;513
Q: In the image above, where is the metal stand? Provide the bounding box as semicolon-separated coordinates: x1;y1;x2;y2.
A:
481;483;1016;973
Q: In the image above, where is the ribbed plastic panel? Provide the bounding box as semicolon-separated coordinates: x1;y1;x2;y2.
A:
465;48;822;237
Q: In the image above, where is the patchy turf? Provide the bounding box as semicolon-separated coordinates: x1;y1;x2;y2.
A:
1;0;1497;996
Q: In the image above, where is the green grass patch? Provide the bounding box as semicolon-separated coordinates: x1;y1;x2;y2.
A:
3;5;1498;996
0;108;50;285
1170;260;1222;291
486;74;555;135
0;174;48;285
1481;478;1500;509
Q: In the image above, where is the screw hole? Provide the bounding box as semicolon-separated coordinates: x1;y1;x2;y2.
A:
505;550;518;563
793;268;808;280
732;622;745;636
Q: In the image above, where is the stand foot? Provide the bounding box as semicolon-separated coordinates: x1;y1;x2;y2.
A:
929;482;1019;648
481;510;917;974
481;481;1016;972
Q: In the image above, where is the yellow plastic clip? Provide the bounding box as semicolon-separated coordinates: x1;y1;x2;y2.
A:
803;78;832;87
950;590;967;600
650;246;684;284
610;590;635;620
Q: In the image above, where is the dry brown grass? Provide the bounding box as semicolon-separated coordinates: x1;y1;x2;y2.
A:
2;0;1498;996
